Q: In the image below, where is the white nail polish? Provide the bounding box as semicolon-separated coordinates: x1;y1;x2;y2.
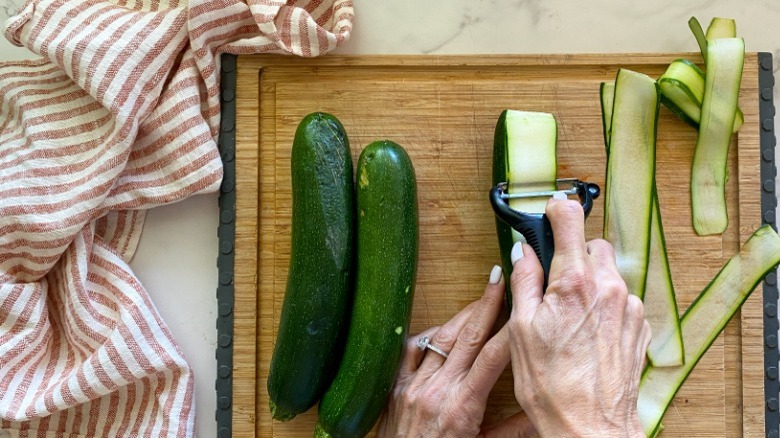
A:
511;241;524;265
489;265;503;284
552;190;567;200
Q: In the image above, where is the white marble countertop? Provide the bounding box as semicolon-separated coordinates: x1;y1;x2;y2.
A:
2;1;780;436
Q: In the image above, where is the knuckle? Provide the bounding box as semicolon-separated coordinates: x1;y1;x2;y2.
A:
588;238;615;256
507;315;524;338
510;262;543;292
592;237;613;248
457;322;484;349
560;265;595;293
626;294;645;320
479;286;502;308
477;342;505;368
433;327;458;348
601;275;629;300
417;388;442;415
400;388;417;411
440;413;470;435
547;198;584;220
442;394;478;432
438;407;460;430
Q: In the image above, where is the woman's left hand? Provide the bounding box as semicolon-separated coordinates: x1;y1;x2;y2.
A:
377;265;527;438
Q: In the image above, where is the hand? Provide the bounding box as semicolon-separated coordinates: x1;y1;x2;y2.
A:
377;266;515;438
507;198;651;438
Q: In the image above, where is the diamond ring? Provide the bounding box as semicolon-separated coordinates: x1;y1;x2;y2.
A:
416;336;449;359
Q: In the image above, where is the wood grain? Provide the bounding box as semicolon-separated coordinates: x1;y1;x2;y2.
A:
233;54;763;437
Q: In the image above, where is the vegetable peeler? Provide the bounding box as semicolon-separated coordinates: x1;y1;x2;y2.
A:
489;178;600;288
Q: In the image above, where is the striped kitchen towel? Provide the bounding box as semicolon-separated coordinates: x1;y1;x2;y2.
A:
0;0;353;436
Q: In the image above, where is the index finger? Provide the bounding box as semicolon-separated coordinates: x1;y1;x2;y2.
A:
545;197;588;273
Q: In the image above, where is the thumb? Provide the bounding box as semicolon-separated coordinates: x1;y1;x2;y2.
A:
479;410;537;438
509;241;544;323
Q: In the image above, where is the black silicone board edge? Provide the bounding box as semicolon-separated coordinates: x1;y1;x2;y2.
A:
216;53;237;438
759;52;780;438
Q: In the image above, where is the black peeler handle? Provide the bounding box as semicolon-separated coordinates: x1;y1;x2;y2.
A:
489;181;600;290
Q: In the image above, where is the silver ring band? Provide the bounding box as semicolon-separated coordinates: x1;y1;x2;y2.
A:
416;336;449;359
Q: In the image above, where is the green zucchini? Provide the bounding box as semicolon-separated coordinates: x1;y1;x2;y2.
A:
492;109;557;304
600;81;683;367
658;59;743;133
638;225;780;436
267;113;355;421
602;69;659;301
690;37;744;235
315;140;419;438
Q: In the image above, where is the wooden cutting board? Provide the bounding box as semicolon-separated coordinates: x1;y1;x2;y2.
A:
231;53;765;437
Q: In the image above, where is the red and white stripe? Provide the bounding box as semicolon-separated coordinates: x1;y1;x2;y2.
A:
0;0;353;436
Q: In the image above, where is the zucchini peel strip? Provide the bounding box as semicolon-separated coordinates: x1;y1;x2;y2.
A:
690;37;744;236
600;80;684;367
638;225;780;436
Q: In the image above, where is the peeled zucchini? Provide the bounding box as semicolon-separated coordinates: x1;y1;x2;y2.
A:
492;109;557;303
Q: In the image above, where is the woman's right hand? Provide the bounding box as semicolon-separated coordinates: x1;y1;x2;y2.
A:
506;198;652;437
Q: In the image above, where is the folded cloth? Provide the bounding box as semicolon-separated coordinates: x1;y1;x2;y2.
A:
0;0;353;436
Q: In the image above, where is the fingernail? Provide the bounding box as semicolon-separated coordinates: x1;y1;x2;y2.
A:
511;241;524;264
489;265;503;284
552;190;567;200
